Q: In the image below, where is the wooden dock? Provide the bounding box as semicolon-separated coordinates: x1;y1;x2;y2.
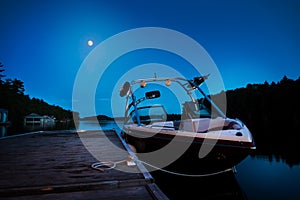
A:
0;130;168;199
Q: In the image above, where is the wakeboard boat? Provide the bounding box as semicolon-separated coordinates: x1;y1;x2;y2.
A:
120;75;256;175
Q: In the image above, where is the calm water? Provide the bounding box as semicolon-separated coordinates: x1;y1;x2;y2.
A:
19;120;300;200
77;120;123;132
236;156;300;200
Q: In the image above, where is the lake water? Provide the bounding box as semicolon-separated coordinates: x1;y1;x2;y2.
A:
236;156;300;200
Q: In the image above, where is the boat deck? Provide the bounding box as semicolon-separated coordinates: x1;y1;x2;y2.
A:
0;130;168;199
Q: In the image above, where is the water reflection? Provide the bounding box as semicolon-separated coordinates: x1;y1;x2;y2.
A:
77;119;123;132
0;109;10;137
236;156;300;200
253;143;300;167
1;121;75;138
0;125;7;138
152;170;247;200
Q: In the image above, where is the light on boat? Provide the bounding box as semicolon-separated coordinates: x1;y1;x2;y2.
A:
165;79;171;86
140;81;147;88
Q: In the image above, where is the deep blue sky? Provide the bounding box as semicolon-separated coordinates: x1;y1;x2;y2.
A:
1;0;300;117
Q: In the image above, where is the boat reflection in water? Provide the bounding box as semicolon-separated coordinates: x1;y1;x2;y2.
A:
152;170;247;200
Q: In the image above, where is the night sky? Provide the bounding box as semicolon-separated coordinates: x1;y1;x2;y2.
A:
1;0;299;117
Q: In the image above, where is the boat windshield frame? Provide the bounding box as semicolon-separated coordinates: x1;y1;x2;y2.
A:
123;76;226;126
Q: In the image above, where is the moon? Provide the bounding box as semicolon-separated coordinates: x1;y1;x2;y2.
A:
87;40;93;47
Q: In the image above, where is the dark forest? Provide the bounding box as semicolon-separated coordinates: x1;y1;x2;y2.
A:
0;62;78;133
213;75;300;166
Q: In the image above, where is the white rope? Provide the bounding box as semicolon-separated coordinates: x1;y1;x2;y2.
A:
91;159;128;171
138;160;234;177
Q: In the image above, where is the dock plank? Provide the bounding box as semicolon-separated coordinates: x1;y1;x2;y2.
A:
0;130;168;199
4;186;154;200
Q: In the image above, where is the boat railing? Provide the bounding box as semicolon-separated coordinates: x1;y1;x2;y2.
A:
121;75;227;126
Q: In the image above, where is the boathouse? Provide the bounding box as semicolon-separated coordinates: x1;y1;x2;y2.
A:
24;113;55;128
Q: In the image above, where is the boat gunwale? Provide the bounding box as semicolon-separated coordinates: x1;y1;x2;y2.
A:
123;124;255;148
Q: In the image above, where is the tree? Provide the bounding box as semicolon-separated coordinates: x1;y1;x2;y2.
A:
0;62;5;82
11;79;25;95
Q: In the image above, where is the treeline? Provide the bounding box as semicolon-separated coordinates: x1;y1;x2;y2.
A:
81;115;113;121
225;76;300;134
0;62;78;133
213;75;300;166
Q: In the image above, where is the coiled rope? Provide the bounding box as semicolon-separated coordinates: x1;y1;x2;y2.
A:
91;159;128;172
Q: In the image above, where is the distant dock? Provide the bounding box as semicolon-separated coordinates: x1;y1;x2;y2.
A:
0;130;168;199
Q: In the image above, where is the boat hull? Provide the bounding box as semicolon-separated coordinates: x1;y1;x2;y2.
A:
124;129;255;175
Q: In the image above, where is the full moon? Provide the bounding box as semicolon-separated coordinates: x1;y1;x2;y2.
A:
87;40;93;46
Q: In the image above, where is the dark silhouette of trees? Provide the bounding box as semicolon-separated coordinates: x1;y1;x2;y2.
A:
0;62;76;133
212;75;300;167
0;62;5;81
223;75;300;134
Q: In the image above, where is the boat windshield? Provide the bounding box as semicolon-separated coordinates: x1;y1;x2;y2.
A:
182;101;212;119
128;105;167;124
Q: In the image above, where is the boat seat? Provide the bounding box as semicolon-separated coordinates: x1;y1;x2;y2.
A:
146;121;178;130
180;118;236;133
